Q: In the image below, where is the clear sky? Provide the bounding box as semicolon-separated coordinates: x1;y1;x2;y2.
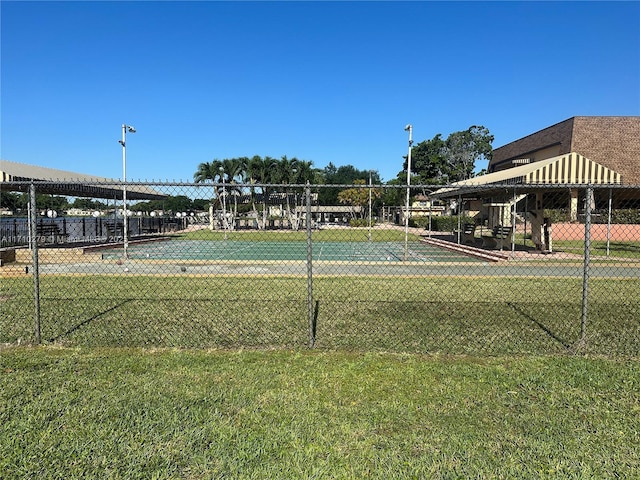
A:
1;1;639;183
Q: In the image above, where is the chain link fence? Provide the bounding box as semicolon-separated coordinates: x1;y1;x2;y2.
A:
1;181;639;355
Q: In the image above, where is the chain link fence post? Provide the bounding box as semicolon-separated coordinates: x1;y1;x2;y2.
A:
29;182;41;344
305;182;315;347
580;185;593;347
511;187;517;257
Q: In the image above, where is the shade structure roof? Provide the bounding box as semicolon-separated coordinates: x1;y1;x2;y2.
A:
1;160;167;200
431;152;622;199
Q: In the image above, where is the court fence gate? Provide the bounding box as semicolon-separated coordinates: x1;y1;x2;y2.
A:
1;180;639;356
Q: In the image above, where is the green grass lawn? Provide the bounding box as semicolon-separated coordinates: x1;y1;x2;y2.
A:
509;234;640;260
3;276;639;355
552;239;640;259
1;347;638;479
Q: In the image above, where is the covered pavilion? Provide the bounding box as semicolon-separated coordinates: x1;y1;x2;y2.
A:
430;152;626;252
1;159;166;200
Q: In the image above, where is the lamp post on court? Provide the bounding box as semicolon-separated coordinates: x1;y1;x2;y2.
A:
404;124;413;261
119;124;136;259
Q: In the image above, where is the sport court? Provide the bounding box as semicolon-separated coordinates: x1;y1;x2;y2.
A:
100;240;483;263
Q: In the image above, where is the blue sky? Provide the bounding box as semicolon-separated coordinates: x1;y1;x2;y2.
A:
2;1;639;183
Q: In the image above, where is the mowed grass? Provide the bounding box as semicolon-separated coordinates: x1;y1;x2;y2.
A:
1;347;638;479
2;275;639;355
552;239;640;259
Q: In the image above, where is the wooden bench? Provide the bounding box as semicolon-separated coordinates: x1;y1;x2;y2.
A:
481;225;513;250
36;223;68;245
461;223;477;246
105;220;124;240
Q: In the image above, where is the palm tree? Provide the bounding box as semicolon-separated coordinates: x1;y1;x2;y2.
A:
246;155;273;229
195;155;314;230
273;156;315;230
194;159;226;230
220;157;245;184
292;160;314;184
219;158;245;223
194;160;220;183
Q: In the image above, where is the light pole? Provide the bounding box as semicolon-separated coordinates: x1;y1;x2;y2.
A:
219;166;227;239
404;124;413;261
119;124;136;259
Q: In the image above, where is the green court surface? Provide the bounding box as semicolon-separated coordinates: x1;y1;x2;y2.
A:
100;240;482;263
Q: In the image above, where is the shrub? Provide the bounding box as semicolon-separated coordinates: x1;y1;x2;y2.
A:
409;217;430;229
544;208;640;224
349;218;376;227
544;209;571;223
611;209;640;224
426;215;475;232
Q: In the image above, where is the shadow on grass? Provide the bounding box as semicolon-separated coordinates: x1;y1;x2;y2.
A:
48;300;134;343
507;302;573;351
603;242;640;254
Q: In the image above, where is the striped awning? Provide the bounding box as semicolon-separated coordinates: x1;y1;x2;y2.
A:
431;153;622;198
1;159;167;200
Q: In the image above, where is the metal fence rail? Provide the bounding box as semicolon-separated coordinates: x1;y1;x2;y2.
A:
1;181;639;355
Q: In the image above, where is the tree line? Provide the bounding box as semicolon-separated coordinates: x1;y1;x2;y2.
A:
192;156;384;228
0;192;208;217
0;125;494;216
193;125;494;191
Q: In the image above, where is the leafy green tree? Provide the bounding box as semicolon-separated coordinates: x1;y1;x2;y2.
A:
405;126;493;184
164;195;192;213
443;126;493;181
71;198;107;210
381;178;404;208
0;191;22;212
403;134;447;184
134;199;164;213
35;195;69;213
131;195;193;214
318;164;381;205
1;193;70;215
191;198;210;211
337;179;380;219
